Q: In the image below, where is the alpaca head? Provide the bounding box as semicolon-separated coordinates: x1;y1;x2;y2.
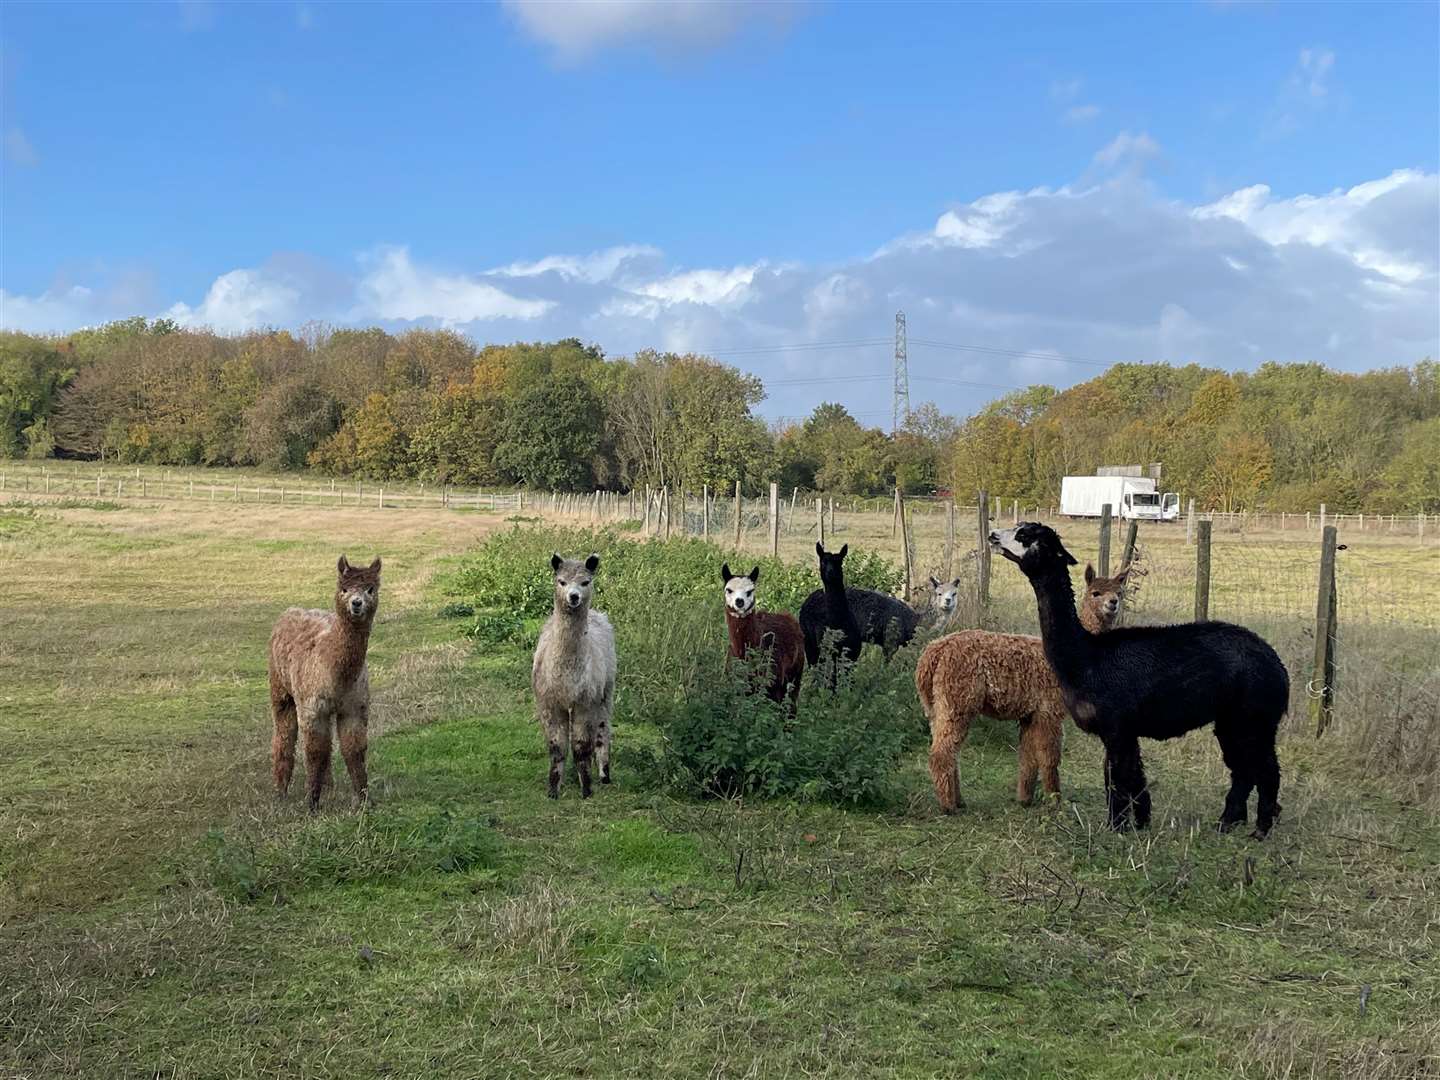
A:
1083;564;1131;626
927;575;963;615
989;522;1077;577
815;542;848;589
720;563;762;617
550;552;599;613
335;555;381;625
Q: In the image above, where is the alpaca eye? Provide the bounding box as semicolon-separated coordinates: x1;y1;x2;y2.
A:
559;579;567;586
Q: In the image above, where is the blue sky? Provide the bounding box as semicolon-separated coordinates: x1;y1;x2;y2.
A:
3;0;1438;423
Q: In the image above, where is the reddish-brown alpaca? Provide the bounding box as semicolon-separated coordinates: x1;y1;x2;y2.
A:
722;564;806;707
269;555;380;811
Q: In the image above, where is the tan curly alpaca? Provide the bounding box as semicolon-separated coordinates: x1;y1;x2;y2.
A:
916;564;1129;811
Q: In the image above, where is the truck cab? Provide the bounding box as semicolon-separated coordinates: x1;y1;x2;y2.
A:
1121;490;1182;521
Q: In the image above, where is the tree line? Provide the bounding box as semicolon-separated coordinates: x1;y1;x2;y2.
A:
1;319;1435;511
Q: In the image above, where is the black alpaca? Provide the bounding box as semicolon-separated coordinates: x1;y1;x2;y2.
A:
799;544;864;675
990;522;1289;838
799;543;920;667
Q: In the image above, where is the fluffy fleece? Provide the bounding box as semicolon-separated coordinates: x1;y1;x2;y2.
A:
915;564;1128;811
269;555;380;811
533;553;617;799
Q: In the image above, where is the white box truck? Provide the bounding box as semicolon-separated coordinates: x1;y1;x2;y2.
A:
1060;475;1180;521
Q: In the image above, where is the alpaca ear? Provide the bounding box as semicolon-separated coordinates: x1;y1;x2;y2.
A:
929;576;940;589
1084;564;1096;584
951;577;962;587
749;566;761;583
815;541;824;557
721;563;733;583
337;555;350;575
838;544;848;559
1058;543;1078;567
551;553;563;572
1115;566;1131;584
369;557;382;574
584;553;600;573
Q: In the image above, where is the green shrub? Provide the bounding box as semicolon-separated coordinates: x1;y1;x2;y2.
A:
654;641;924;805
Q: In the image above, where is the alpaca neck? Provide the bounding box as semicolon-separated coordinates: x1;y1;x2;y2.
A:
725;609;757;655
549;601;591;659
822;575;850;622
329;608;373;683
1029;564;1090;681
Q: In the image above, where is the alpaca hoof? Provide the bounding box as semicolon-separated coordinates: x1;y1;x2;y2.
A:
1217;818;1245;834
1249;827;1271;841
546;787;559;800
601;768;611;784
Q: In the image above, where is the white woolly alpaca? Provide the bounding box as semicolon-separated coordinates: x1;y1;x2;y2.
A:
532;552;617;798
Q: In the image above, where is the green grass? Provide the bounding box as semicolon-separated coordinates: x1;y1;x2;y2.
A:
1;498;1437;1078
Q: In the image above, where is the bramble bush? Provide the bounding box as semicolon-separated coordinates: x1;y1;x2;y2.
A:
445;526;923;805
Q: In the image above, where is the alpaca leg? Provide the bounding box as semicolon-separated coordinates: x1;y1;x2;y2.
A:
542;705;569;799
1031;714;1065;806
1251;743;1282;839
337;704;370;805
271;689;298;797
1217;731;1256;832
595;700;613;786
1103;737;1146;831
928;707;970;813
301;710;333;812
571;711;595;800
1016;718;1041;805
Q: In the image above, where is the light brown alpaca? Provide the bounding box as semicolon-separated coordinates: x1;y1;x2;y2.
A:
269;555;381;811
916;564;1129;812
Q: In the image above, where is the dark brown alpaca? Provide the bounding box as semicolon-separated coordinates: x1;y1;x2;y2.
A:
269;555;380;811
721;564;806;707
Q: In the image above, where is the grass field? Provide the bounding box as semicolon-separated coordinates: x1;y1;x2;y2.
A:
1;491;1437;1079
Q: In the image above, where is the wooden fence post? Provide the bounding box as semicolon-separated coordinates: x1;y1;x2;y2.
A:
944;498;956;577
1098;504;1113;576
734;480;742;549
827;497;835;540
702;484;710;540
663;486;671;540
976;489;990;622
898;488;913;602
769;483;779;557
1194;520;1212;621
816;497;825;546
892;487;900;538
1186;498;1196;545
1319;502;1327;532
788;487;798;534
1311;525;1338;736
1121;519;1139;571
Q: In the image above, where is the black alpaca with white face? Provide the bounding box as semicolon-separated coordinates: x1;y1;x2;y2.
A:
990;522;1290;838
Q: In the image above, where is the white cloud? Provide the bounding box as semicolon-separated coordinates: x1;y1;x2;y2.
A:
494;244;661;284
165;269;304;332
355;247;554;324
1294;47;1336;99
1267;47;1340;137
1195;170;1437;283
1065;104;1101;124
1092;131;1161;171
4;171;1435;423
4;127;38;167
502;0;802;61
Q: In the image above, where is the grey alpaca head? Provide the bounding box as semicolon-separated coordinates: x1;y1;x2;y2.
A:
927;575;963;614
551;552;600;612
